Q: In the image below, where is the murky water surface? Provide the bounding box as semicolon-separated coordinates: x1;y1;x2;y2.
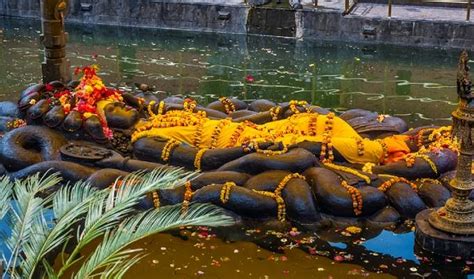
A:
0;17;471;278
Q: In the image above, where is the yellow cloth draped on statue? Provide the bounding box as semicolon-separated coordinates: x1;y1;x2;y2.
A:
131;110;410;164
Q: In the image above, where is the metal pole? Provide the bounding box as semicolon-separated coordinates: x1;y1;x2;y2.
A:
388;0;392;18
467;0;472;21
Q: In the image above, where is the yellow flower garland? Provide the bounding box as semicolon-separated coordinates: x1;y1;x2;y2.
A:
147;100;156;117
194;148;208;171
152;191;160;209
158;101;165;115
362;162;375;174
269;106;282;121
219;97;236;114
161;139;181;162
220;182;236;204
210;118;231;149
324;162;371;184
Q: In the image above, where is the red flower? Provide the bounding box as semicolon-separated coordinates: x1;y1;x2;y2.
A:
45;83;54;92
74;67;82;76
245;74;255;83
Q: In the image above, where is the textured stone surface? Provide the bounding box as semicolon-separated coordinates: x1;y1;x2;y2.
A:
416;208;474;259
2;1;474;49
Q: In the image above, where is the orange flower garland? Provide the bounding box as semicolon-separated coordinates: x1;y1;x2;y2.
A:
193;117;207;148
253;141;289;156
181;181;193;215
320;112;335;163
227;122;246;147
356;138;365;156
377;176;418;193
340;180;363;216
210;118;231;149
307;114;318;136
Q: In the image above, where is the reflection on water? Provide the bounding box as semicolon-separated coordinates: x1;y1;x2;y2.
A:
0;17;460;127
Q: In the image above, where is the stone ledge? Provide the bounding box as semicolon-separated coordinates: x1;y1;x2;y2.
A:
415;208;474;259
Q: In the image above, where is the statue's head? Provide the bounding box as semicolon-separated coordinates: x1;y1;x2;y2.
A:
457;50;474;104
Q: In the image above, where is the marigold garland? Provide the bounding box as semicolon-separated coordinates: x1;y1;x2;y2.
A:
269;106;282;121
161;139;181;162
181;181;193;215
275;173;306;195
324;162;371;184
307;114;318;136
183;99;197;112
6;119;26;130
147;101;157;117
252;190;287;222
253;141;289;156
362;162;375;174
376;139;389;164
416;154;438;174
377;176;418;193
220;182;236;204
219;97;236;114
340;180;363;216
356;138;365;156
320;112;335;163
210;118;231;149
404;153;438;174
194;148;208;171
193;118;207;148
289;100;309;114
158;101;166;115
152;191;160;209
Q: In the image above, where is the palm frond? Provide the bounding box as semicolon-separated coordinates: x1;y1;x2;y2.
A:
74;203;234;279
5;173;62;278
0;176;13;219
20;181;100;279
57;168;195;277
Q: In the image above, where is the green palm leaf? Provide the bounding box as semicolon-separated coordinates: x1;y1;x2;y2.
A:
20;181;101;279
5;173;62;278
74;203;234;279
0;176;13;219
57;168;197;277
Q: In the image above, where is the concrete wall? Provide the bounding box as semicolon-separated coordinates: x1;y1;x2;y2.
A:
1;0;474;50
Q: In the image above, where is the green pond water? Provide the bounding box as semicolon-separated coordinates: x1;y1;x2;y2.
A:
0;17;471;278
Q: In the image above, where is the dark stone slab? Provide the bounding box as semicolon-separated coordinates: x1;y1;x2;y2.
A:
415;208;474;259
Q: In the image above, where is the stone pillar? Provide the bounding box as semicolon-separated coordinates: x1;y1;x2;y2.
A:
40;0;71;83
428;50;474;235
415;51;474;259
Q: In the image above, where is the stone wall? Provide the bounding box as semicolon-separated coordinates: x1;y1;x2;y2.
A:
1;0;474;49
301;10;474;49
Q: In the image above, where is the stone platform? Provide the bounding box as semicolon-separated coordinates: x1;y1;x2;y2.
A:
1;0;474;49
415;208;474;259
